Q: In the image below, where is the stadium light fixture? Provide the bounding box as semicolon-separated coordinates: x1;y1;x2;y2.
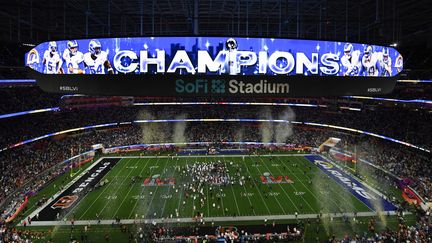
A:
21;43;36;47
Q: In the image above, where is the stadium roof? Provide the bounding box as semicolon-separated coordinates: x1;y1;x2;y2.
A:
0;0;431;76
1;0;430;44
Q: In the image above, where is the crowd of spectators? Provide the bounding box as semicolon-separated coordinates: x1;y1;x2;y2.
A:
324;211;432;242
0;84;431;241
1;121;431;207
0;87;59;114
0;224;47;242
328;134;432;202
1;104;431;150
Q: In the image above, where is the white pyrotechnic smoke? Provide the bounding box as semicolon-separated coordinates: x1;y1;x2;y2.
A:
137;108;167;144
260;107;274;144
173;114;187;144
275;107;296;144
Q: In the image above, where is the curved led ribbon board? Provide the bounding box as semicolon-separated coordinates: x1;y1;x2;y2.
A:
2;97;432;121
0;107;59;119
25;37;402;96
2;119;428;153
0;103;321;120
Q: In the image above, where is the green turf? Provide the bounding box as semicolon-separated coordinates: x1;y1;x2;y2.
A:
62;155;372;221
12;153;411;242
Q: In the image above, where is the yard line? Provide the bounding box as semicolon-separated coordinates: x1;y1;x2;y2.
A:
127;157;161;219
192;156;200;218
218;186;225;217
255;156;300;213
174;156;198;218
176;184;184;217
291;156;355;212
159;156;179;218
281;156;350;213
204;155;210;218
258;156;310;212
293;156;367;213
112;157;152;218
239;157;272;215
228;182;241;216
78;158;133;220
245;156;287;215
221;156;256;216
276;155;333;212
97;158;143;216
175;159;186;218
143;158;170;218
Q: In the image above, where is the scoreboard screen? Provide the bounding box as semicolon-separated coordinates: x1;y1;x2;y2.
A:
25;37;403;97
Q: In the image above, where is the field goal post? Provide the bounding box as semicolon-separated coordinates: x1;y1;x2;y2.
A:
69;149;96;177
319;137;358;173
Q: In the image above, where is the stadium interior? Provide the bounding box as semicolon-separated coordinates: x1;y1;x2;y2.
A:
1;0;432;242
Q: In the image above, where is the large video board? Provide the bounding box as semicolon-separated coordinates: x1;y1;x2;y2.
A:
25;37;403;96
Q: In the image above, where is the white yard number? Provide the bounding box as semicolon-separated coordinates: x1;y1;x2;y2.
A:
132;195;145;200
161;194;172;199
240;192;254;197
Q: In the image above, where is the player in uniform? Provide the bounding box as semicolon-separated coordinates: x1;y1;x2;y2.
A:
340;43;361;76
379;47;392;77
359;45;380;76
225;38;238;75
62;40;84;74
83;39;114;74
43;41;64;74
395;54;403;73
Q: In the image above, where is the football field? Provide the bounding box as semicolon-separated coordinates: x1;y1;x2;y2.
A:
29;153;397;225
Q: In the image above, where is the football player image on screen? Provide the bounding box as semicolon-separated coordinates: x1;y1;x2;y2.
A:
359;45;381;76
62;40;84;74
340;43;361;76
379;47;392;77
395;54;403;73
225;38;239;75
43;41;64;74
83;39;114;74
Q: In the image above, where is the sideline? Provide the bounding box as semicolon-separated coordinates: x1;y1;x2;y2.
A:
103;153;313;159
25;211;405;226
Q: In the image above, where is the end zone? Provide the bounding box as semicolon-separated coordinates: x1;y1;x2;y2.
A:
304;155;397;212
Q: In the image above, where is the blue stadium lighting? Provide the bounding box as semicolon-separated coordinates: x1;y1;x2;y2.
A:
397;79;432;83
133;102;325;108
339;106;362;111
0;107;59;119
0;79;36;83
344;96;432;105
60;94;86;99
2;119;429;154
